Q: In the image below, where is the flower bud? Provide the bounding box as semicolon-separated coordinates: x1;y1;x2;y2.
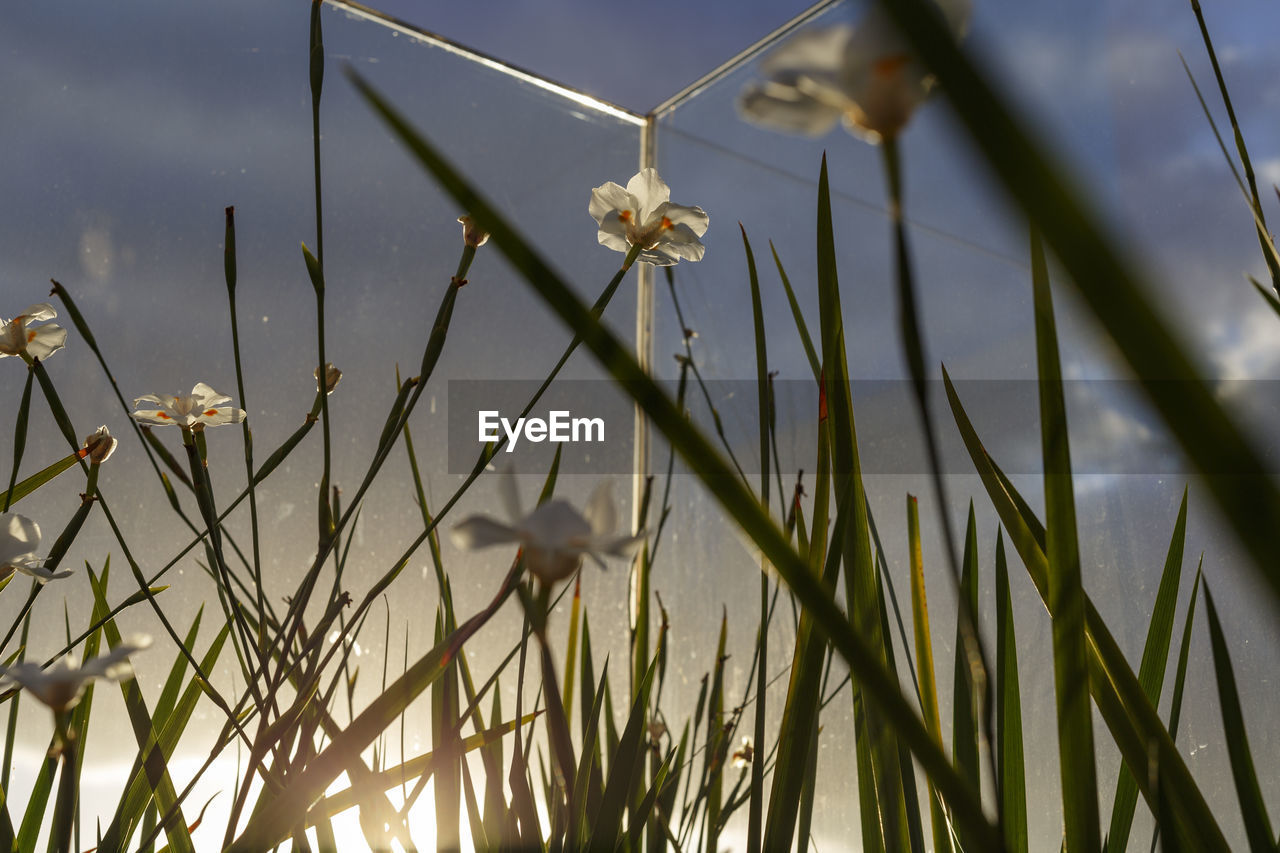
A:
315;363;342;395
457;215;490;248
82;425;117;465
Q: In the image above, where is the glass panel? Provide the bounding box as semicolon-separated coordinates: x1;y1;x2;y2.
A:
654;0;1279;848
3;1;639;843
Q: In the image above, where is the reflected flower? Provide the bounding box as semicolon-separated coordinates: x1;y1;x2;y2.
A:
0;513;70;584
131;382;246;431
81;425;117;465
457;215;490;248
451;475;641;583
0;635;150;713
738;0;970;144
0;303;67;362
589;168;708;266
315;363;342;395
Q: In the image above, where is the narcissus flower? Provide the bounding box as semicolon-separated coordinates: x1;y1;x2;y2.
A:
81;425;118;465
0;513;71;584
0;303;67;362
0;636;150;713
589;168;709;266
738;0;970;144
131;383;246;431
451;475;641;583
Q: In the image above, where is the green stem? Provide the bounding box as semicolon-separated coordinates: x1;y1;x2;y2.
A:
224;206;267;652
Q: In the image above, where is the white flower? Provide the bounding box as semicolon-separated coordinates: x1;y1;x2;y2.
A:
81;425;118;465
131;382;246;431
0;635;151;713
0;303;68;362
0;513;71;584
457;215;490;248
451;474;641;583
589;168;709;266
737;0;970;144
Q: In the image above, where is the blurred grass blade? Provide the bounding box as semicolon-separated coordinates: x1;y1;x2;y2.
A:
1106;490;1187;852
348;70;1003;850
1032;228;1101;853
994;530;1028;853
1203;585;1274;850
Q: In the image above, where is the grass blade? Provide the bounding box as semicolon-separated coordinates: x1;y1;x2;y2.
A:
1203;585;1275;850
1031;228;1101;853
943;370;1228;851
994;531;1028;853
1105;490;1187;851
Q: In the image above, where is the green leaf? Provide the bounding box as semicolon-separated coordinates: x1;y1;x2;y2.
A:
3;366;34;513
86;567;194;853
943;370;1229;851
770;241;821;382
994;530;1028;853
952;503;981;794
1203;585;1275;850
1105;490;1187;851
1032;228;1100;853
0;451;83;512
909;495;952;853
743;222;770;853
590;649;661;850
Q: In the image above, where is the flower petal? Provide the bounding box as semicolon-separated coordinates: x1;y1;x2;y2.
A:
194;406;246;427
15;560;73;583
17;304;58;324
596;212;633;254
582;482;618;539
131;409;179;427
588;182;635;225
190;382;232;408
654;202;709;238
0;514;40;568
451;516;519;550
625;168;672;222
23;324;67;361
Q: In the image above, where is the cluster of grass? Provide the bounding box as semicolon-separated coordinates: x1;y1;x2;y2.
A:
0;0;1276;850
